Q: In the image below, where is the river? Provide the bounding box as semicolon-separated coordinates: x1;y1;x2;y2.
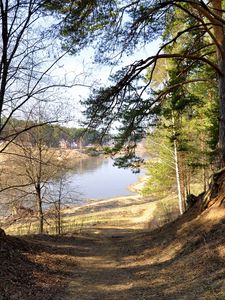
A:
0;156;144;217
66;156;144;201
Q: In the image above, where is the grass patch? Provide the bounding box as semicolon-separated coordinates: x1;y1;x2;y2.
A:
3;193;180;235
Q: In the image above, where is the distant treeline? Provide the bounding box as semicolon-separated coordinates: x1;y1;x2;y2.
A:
0;118;111;148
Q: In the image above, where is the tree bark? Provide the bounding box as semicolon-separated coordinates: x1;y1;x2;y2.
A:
218;57;225;166
36;184;44;234
57;202;61;235
211;0;225;166
174;137;184;214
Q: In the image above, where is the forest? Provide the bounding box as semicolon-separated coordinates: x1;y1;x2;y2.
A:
46;0;225;214
1;1;225;299
0;0;224;214
1;117;105;148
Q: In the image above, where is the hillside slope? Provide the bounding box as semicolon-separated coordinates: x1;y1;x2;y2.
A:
0;197;225;299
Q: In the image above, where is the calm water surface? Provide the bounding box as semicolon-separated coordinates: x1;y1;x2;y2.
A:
67;156;143;200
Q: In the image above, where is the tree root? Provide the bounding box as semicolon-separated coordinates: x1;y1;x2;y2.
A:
0;228;6;238
201;167;225;210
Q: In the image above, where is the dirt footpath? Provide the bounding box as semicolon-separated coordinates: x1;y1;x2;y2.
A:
58;207;225;300
1;204;225;299
65;229;137;300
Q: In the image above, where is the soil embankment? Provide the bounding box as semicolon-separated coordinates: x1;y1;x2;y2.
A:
4;193;178;235
1;196;225;299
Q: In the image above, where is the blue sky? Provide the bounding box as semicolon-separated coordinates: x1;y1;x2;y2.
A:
54;40;160;127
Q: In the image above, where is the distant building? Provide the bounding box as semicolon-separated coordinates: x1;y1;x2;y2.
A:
71;141;78;149
59;139;78;149
59;139;68;149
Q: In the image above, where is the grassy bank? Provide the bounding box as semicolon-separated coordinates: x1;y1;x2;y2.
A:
3;193;179;235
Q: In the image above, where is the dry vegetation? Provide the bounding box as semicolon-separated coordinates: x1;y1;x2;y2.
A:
1;191;225;299
3;194;179;235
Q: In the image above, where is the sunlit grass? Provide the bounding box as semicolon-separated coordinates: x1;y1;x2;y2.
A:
4;193;180;235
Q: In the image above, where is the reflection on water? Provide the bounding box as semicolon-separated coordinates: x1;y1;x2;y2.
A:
0;156;143;216
67;156;143;200
69;156;108;175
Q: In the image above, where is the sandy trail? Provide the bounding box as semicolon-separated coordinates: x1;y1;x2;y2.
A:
53;207;225;300
2;197;225;299
64;229;138;300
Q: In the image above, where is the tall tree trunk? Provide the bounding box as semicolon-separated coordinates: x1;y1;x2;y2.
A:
203;166;207;192
172;112;185;214
218;58;225;166
57;201;61;235
174;137;184;215
179;152;187;211
211;0;225;166
36;184;44;234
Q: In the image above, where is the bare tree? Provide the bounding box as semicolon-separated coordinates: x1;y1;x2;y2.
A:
0;0;88;150
46;175;73;235
0;1;92;233
5;105;69;233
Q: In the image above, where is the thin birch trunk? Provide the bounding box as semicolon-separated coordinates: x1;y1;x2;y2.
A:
174;138;183;215
171;110;184;215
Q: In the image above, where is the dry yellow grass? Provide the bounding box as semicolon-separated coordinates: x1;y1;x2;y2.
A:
1;191;225;299
3;193;179;235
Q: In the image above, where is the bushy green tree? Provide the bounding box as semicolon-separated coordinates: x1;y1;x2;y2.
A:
142;31;219;212
47;0;225;169
142;129;176;197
